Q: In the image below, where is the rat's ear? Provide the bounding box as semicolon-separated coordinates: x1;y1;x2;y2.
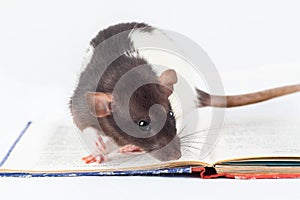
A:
85;92;113;118
159;69;178;96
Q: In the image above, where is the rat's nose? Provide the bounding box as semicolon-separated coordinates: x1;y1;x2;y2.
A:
162;152;182;161
150;149;182;161
167;150;182;161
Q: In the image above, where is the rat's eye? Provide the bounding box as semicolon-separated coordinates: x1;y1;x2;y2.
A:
138;120;151;131
168;110;174;117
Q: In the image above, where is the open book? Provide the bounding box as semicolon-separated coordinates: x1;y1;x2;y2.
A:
1;92;300;179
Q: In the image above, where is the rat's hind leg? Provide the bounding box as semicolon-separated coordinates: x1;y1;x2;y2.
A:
80;127;117;164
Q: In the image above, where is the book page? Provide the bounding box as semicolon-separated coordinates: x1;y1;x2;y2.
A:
210;93;300;164
0;114;209;173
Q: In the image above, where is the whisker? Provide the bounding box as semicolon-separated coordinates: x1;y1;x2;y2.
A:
181;142;213;147
181;141;212;145
180;135;220;144
180;131;207;139
181;145;203;151
181;141;214;147
177;122;188;136
180;131;204;138
180;132;220;139
179;127;223;139
177;127;185;136
181;148;200;157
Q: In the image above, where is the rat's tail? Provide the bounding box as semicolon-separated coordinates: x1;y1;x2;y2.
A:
197;84;300;108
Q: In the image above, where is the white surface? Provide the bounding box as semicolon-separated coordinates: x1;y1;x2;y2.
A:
0;177;300;199
0;0;300;199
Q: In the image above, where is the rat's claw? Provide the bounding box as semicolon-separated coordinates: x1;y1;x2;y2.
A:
82;153;107;164
119;144;144;154
82;155;97;164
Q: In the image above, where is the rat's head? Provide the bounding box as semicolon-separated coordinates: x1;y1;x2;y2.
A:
85;68;181;161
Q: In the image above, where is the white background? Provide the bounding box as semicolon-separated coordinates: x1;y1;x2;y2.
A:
0;0;300;199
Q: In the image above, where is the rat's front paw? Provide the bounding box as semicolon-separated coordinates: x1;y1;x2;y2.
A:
81;133;108;164
80;127;111;164
119;144;144;154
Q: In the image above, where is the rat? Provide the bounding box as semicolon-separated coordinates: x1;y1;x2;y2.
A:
70;22;180;163
70;22;300;164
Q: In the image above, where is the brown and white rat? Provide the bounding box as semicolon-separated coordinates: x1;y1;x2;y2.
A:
70;22;180;163
70;22;300;164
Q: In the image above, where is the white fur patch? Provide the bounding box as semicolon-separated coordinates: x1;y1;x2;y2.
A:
129;28;186;130
128;28;209;133
128;28;179;61
81;45;95;70
73;45;95;89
